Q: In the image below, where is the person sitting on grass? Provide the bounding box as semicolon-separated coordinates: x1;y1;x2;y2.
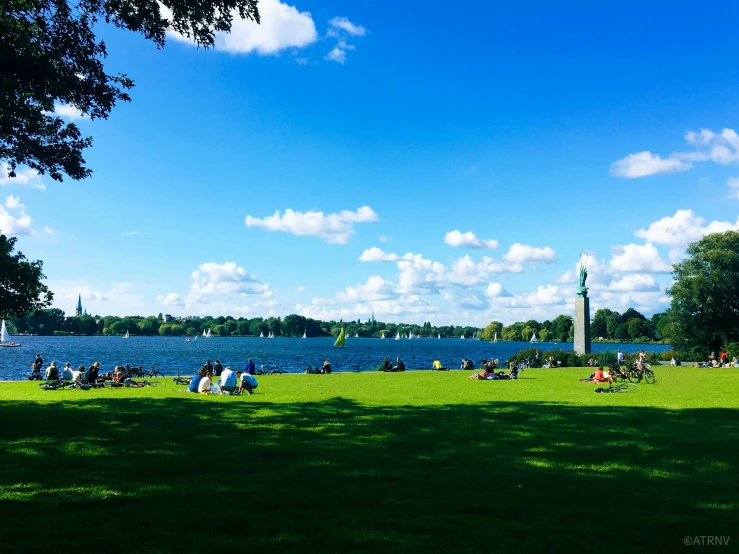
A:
321;361;332;374
188;368;206;393
219;367;237;395
213;359;224;377
579;367;611;383
45;361;59;381
381;357;393;372
72;366;85;386
433;357;446;370
461;358;474;370
62;363;74;380
198;370;213;395
394;357;406;372
239;371;258;395
84;362;100;385
244;358;256;376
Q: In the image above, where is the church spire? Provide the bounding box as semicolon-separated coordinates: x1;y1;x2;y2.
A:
76;294;83;317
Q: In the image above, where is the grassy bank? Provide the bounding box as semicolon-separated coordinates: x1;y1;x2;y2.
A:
1;369;737;553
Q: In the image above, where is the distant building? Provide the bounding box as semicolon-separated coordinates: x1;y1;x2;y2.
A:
75;294;84;317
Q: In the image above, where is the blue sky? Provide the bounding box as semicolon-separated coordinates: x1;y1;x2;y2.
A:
2;0;739;324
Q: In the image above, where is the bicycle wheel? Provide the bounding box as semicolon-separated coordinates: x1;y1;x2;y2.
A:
644;370;655;384
621;382;638;392
627;370;641;383
152;371;164;378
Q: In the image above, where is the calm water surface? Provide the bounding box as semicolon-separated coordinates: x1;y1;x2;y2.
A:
0;336;672;380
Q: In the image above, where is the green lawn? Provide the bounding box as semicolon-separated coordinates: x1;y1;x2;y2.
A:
0;368;737;553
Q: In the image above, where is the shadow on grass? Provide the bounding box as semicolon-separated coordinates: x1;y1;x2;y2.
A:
0;397;737;553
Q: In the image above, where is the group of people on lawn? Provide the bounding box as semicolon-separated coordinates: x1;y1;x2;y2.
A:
695;350;739;368
187;358;258;395
36;357;153;388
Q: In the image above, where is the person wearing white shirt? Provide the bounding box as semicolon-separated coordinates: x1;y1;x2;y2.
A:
238;372;258;395
72;366;85;386
219;368;237;394
198;372;213;395
617;350;623;364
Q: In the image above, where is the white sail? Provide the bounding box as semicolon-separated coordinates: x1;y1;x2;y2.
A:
493;332;497;343
437;333;441;339
303;330;307;339
408;331;412;339
355;332;359;338
203;329;207;337
268;331;273;339
260;331;264;338
0;320;9;343
460;334;465;339
395;332;400;340
530;332;539;343
381;331;386;339
123;331;129;339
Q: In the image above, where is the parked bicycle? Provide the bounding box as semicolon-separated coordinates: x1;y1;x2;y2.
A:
173;371;192;386
594;382;638;393
256;367;284;375
143;364;164;378
630;363;655;384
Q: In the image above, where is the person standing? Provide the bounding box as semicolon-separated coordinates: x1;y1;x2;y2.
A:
534;350;540;367
617;350;624;364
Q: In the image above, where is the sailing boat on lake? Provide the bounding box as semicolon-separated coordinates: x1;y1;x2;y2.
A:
530;332;539;344
205;329;212;338
303;329;307;339
437;333;441;339
260;331;264;338
492;332;497;343
123;330;129;339
395;331;400;340
334;328;346;348
0;320;20;348
381;331;386;339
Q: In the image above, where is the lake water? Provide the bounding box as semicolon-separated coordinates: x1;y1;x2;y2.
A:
0;336;672;380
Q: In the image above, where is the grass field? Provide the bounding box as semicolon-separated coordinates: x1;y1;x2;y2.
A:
0;368;737;553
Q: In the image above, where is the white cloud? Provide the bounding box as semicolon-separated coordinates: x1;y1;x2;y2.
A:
294;286;306;293
325;47;347;64
609;244;672;273
325;16;366;63
503;243;556;264
0;163;46;190
0;195;32;236
635;209;739;249
379;235;391;242
610;151;693;178
608;274;660;293
338;276;397;302
359;247;399;262
190;262;269;298
611;128;739;179
167;0;317;55
246;206;379;244
328;16;366;36
727;178;739;199
52;104;88;120
485;282;511;298
444;230;498;250
156;293;186;307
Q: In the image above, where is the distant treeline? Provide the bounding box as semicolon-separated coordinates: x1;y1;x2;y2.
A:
9;306;669;343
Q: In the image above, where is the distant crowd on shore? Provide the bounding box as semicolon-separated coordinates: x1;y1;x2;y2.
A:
694;350;739;368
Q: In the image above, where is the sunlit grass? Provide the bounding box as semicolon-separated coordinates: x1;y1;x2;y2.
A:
0;368;737;553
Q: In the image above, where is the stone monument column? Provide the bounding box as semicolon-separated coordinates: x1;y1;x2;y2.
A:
574;258;591;355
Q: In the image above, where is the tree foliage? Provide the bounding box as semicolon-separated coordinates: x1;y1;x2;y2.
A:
667;231;739;353
0;233;53;318
1;0;259;180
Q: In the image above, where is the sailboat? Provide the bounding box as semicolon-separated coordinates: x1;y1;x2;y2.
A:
408;331;413;339
206;328;212;338
334;328;346;348
123;330;129;339
437;333;441;339
460;333;465;339
260;331;264;338
268;331;274;339
202;329;207;338
492;332;497;343
0;320;20;348
395;331;400;340
381;331;386;339
530;332;539;344
303;329;307;339
354;332;359;338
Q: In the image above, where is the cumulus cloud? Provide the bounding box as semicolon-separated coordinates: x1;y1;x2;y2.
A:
325;16;366;63
635;209;739;249
156;293;187;307
609;244;672;273
246;206;379;244
338;276;397;302
610;151;693;178
503;243;556;264
52;104;88;120
359;247;399;262
607;274;660;293
444;230;498;250
167;0;317;55
611;128;739;178
0;163;46;190
0;195;32;236
485;282;511;298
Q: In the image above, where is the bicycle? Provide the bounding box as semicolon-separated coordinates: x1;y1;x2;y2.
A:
38;380;74;391
173;371;192;386
256;367;284;375
594;382;638;393
144;364;164;378
630;364;655;384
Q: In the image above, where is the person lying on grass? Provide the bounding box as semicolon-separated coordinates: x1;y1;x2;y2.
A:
238;371;258;395
579;367;612;383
